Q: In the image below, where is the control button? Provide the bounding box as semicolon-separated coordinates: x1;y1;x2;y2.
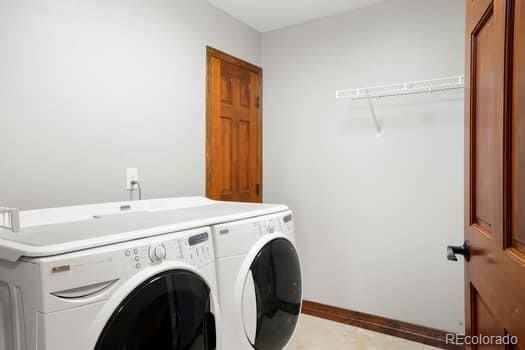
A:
135;256;140;261
133;248;139;255
136;263;141;269
125;250;131;256
266;220;275;233
149;244;167;262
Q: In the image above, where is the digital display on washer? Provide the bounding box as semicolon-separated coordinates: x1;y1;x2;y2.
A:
283;214;293;223
188;232;209;246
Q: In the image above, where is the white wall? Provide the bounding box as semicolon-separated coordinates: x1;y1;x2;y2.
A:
0;0;260;210
262;0;465;333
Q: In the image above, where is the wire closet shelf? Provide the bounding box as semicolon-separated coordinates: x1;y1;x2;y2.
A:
335;75;464;100
335;75;464;136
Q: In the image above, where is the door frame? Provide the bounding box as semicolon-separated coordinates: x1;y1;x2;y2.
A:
205;46;263;202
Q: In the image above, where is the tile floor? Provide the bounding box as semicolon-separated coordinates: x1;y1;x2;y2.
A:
295;314;443;350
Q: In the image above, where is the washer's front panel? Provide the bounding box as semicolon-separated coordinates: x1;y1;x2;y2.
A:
33;227;218;350
38;228;214;313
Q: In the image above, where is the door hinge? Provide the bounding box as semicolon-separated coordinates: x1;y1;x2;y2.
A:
256;96;260;108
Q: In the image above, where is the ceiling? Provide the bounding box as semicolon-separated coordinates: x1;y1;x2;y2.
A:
207;0;386;32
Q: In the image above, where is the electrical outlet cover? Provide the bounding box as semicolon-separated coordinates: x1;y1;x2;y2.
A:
126;168;138;190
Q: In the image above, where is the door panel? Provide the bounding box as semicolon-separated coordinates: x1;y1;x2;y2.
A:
219;116;233;199
465;0;525;348
471;286;505;350
221;77;232;104
240;79;250;108
206;47;262;203
239;120;250;192
472;6;497;233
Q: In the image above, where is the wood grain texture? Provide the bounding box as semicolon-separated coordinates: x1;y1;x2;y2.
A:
471;4;496;233
302;300;464;350
465;0;525;348
511;0;525;254
206;46;262;203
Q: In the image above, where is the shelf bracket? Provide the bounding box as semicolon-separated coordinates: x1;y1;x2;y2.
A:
0;207;20;233
367;95;383;137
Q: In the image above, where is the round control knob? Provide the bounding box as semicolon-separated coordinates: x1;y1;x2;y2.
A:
149;244;167;262
266;220;275;233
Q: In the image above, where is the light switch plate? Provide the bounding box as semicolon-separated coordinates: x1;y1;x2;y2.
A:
126;168;138;190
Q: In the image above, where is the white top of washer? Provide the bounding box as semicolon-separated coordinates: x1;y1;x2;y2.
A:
0;197;288;262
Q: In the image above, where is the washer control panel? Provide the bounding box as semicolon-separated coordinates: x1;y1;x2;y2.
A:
123;229;213;271
187;232;213;267
149;244;167;262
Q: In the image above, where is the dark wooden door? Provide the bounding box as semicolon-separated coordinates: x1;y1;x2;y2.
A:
464;0;525;347
206;47;262;203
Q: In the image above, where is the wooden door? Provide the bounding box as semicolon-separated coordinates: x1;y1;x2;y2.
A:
463;0;525;347
206;47;262;202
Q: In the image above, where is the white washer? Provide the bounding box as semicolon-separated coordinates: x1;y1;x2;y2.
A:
212;210;302;350
0;226;220;350
0;197;291;350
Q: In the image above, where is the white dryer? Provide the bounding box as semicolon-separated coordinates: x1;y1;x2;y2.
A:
212;210;302;350
0;226;220;350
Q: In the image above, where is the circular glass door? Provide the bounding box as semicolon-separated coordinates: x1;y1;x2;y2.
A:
242;238;302;350
96;270;216;350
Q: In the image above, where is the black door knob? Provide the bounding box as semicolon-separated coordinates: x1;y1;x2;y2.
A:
447;241;470;262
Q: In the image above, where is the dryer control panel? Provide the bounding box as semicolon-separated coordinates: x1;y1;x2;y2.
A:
258;211;294;236
123;229;214;271
212;210;295;259
281;212;294;234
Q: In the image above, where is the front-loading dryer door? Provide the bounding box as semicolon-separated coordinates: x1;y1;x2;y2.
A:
242;238;302;350
95;270;216;350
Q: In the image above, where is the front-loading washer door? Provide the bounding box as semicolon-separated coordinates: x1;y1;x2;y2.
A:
242;238;302;350
95;270;216;350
